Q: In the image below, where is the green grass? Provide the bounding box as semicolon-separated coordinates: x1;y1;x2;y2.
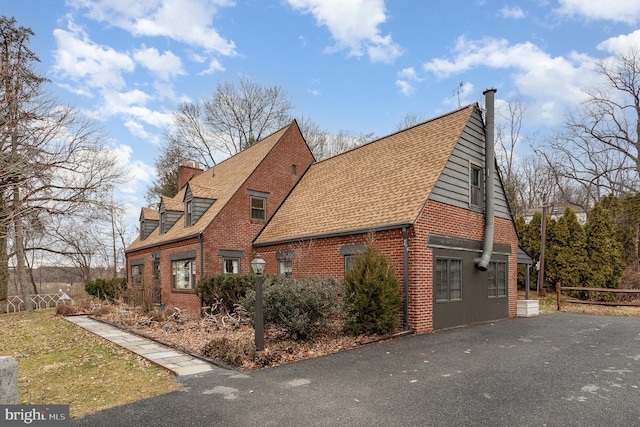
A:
0;309;181;418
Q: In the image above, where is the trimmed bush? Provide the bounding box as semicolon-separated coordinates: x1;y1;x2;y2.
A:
196;274;254;312
85;277;126;301
343;245;401;336
241;275;341;341
202;335;256;367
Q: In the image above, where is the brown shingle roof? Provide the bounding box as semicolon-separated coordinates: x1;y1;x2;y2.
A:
161;195;183;212
254;105;475;245
141;207;159;221
126;123;292;252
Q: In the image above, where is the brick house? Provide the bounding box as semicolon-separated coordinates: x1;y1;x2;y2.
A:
125;120;315;312
253;89;518;333
126;89;519;333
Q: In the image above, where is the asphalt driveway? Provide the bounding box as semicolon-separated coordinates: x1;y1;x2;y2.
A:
72;312;640;426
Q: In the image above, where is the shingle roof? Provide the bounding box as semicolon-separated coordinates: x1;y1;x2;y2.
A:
141;207;159;221
126;123;292;252
254;105;476;246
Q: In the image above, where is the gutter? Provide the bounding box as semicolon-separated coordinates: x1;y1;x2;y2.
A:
475;88;497;271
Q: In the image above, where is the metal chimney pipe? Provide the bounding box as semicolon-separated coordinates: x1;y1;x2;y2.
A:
476;88;497;271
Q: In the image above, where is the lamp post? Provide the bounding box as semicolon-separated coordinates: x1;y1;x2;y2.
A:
251;254;266;352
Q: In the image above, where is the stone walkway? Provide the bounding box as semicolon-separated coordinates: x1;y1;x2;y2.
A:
65;315;217;376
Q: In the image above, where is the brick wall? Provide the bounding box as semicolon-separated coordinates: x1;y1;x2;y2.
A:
255;199;519;334
126;123;314;314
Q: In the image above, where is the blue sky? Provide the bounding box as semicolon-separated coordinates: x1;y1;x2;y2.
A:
3;0;640;223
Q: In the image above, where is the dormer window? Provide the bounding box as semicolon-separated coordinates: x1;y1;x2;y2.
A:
185;199;193;227
159;210;166;234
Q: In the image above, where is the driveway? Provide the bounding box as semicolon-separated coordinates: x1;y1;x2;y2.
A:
72;313;640;426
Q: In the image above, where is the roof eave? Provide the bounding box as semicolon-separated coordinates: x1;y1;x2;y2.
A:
125;232;202;254
253;222;413;248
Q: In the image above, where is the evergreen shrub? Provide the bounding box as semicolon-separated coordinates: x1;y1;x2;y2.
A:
241;275;341;340
84;277;126;300
343;245;402;336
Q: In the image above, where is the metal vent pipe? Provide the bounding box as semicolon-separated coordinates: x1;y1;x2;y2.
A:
476;88;497;271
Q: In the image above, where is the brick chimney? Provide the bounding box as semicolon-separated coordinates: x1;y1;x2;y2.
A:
177;161;204;190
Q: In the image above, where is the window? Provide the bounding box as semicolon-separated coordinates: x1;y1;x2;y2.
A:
279;260;293;277
224;258;239;275
160;211;166;234
345;255;357;273
250;196;266;220
185;200;193;226
172;259;195;290
488;261;507;298
131;264;143;288
435;258;462;302
470;164;483;208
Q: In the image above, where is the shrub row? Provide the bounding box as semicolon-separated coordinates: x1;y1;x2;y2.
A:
196;274;254;313
85;277;126;300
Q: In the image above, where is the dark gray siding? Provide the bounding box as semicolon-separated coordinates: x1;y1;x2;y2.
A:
428;108;512;220
164;210;182;232
184;186;215;226
141;219;158;240
193;198;214;223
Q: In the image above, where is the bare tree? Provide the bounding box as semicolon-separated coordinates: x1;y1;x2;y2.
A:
494;97;529;215
539;48;640;205
151;77;294;202
0;17;126;308
162;102;217;168
394;113;427;131
297;115;375;161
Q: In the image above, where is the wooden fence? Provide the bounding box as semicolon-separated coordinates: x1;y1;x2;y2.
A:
555;283;640;310
5;293;71;313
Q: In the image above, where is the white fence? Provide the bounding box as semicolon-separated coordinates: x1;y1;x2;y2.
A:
5;292;72;313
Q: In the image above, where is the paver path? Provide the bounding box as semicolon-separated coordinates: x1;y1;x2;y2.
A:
65;315;217;376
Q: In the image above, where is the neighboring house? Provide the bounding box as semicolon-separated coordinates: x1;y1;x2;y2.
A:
125;89;520;333
125;120;315;312
522;203;588;226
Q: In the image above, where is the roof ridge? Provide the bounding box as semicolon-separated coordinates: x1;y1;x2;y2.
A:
314;103;477;165
209;120;294;170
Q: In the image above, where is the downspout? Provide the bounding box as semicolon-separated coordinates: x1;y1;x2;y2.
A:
476;88;497;271
402;227;409;331
199;233;204;283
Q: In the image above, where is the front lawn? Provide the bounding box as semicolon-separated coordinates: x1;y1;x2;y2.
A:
0;309;181;418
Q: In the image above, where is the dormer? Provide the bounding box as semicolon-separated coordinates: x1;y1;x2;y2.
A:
158;196;184;234
139;208;159;241
183;183;216;227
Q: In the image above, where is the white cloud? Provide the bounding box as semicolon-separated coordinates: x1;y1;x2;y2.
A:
556;0;640;24
199;58;226;75
72;0;237;55
53;20;135;91
597;29;640;55
287;0;403;63
423;36;599;123
500;6;525;19
133;46;185;80
396;67;422;96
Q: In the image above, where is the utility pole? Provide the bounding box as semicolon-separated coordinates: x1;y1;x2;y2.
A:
538;194;548;296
